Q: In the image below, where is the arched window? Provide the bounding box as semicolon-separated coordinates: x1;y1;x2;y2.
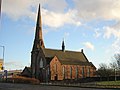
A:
70;66;72;79
62;66;65;79
87;68;90;77
76;66;78;79
47;67;50;75
82;67;84;78
54;64;57;72
40;58;43;68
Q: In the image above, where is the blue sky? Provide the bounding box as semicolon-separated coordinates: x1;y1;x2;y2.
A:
0;0;120;70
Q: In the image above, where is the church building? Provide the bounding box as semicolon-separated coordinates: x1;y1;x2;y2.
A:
22;4;96;82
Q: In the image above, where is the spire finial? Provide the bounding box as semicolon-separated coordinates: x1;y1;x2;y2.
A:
62;39;65;52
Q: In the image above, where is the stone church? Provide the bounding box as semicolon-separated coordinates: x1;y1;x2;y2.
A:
22;4;96;82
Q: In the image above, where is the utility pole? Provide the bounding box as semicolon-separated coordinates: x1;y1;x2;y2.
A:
0;45;5;70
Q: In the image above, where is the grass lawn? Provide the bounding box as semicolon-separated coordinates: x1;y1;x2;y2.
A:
97;81;120;86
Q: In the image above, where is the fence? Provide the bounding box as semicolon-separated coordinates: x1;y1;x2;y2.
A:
49;76;120;84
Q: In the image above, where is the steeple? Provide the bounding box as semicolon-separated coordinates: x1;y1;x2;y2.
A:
33;4;45;50
62;40;65;52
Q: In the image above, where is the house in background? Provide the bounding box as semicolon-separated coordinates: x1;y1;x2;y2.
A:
22;4;96;82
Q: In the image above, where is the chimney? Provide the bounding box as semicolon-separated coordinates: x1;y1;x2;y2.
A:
81;49;83;53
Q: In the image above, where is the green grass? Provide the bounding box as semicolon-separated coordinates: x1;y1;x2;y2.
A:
97;81;120;86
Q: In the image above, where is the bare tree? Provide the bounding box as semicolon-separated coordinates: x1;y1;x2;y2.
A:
110;54;120;71
110;54;120;80
97;63;112;81
114;54;120;69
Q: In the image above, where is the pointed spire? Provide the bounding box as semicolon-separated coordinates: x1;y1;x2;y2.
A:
35;4;43;40
33;4;45;51
62;39;65;52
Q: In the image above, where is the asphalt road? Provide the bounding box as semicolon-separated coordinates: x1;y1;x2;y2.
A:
0;83;116;90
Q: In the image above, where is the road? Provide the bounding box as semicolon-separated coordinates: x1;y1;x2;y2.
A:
0;83;116;90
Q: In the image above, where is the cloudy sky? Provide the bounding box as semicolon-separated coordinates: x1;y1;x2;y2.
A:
0;0;120;70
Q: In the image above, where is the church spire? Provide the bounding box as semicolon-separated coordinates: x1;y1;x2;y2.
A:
33;4;45;50
62;40;65;52
35;4;42;40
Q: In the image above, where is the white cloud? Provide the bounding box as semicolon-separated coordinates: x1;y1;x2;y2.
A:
103;21;120;53
83;42;94;51
94;28;101;38
2;0;120;28
2;0;120;25
73;0;120;20
104;22;120;39
112;38;120;53
42;9;81;28
2;0;35;20
2;0;81;28
103;26;113;39
4;61;24;70
43;0;67;13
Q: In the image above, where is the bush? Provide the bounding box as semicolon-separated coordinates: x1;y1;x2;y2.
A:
7;75;40;84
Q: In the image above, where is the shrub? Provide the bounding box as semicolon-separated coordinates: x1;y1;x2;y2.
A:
7;75;40;84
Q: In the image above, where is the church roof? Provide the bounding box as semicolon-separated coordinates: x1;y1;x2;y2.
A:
42;48;94;66
21;67;31;77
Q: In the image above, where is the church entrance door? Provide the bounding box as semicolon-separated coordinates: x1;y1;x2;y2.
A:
55;74;58;80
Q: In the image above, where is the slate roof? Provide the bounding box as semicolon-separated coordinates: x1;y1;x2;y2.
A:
21;67;31;77
42;48;94;66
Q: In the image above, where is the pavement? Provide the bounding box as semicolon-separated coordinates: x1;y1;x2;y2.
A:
0;83;118;90
40;82;120;89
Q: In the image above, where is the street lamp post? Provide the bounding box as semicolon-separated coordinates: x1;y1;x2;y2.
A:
114;68;116;81
0;45;5;70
